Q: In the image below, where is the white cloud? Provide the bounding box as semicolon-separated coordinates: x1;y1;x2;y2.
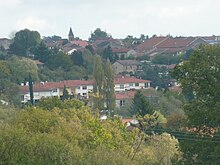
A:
0;0;21;6
15;17;51;33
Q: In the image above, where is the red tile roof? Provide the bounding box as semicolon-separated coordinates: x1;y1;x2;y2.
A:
20;77;151;94
114;77;151;84
20;80;94;94
71;40;89;47
115;91;136;100
156;37;195;49
135;36;169;53
112;48;130;53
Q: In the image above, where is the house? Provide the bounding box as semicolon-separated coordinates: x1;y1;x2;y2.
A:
92;38;123;50
113;60;142;74
20;80;94;103
115;91;136;108
70;40;89;47
201;36;220;45
0;38;11;50
112;48;136;59
19;76;151;103
61;42;80;54
135;36;208;57
114;76;151;92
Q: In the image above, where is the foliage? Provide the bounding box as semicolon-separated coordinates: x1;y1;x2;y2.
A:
138;63;171;88
36;97;84;111
0;79;20;106
48;51;73;71
93;55;105;110
10;29;41;56
6;56;39;84
130;90;154;117
32;41;51;63
0;60;10;78
172;45;220;127
123;34;148;47
0;49;9;60
89;28;111;42
172;45;220;163
152;54;183;65
101;45;118;63
62;85;70;100
70;50;84;66
0;103;133;164
103;59;115;112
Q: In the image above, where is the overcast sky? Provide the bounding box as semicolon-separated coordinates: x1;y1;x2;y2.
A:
1;0;220;40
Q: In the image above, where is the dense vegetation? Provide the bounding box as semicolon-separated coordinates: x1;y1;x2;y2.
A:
0;99;181;165
1;28;220;164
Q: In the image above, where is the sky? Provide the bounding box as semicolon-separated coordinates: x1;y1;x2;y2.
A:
1;0;220;40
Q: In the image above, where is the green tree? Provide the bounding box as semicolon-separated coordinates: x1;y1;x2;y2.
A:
172;45;220;127
93;55;105;110
28;73;34;105
130;90;154;117
103;59;115;112
102;45;116;63
172;45;220;164
10;29;41;56
89;28;111;42
32;41;51;62
62;85;70;100
7;56;39;84
0;60;10;78
48;51;73;71
70;50;84;66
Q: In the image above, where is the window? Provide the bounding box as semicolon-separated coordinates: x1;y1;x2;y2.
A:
76;86;80;89
120;84;124;89
129;83;133;87
145;83;149;88
120;100;125;106
52;89;57;93
82;86;87;90
135;83;139;87
82;93;87;96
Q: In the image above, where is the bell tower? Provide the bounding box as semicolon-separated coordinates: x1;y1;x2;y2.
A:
68;27;74;41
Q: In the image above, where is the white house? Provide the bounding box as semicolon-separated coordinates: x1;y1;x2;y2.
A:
114;76;151;92
20;77;151;103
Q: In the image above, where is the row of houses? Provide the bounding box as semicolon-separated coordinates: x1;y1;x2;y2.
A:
20;76;151;108
41;28;220;59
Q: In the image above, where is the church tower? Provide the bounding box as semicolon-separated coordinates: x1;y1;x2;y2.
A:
68;27;74;41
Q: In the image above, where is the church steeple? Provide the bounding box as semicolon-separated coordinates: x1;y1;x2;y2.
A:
68;27;74;41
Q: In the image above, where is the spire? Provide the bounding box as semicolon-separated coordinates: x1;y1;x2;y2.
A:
68;27;74;41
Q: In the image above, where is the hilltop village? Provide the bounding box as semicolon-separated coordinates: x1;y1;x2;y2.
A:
1;27;220;164
1;27;219;108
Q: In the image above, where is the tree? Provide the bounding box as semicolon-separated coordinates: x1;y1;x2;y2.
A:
172;45;220;127
7;56;39;84
103;59;115;112
93;55;105;110
89;28;111;42
70;51;84;66
32;41;51;62
28;73;34;105
0;61;10;78
102;45;118;63
85;44;95;55
130;90;154;117
62;85;70;100
48;51;73;71
172;45;220;164
10;29;41;56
